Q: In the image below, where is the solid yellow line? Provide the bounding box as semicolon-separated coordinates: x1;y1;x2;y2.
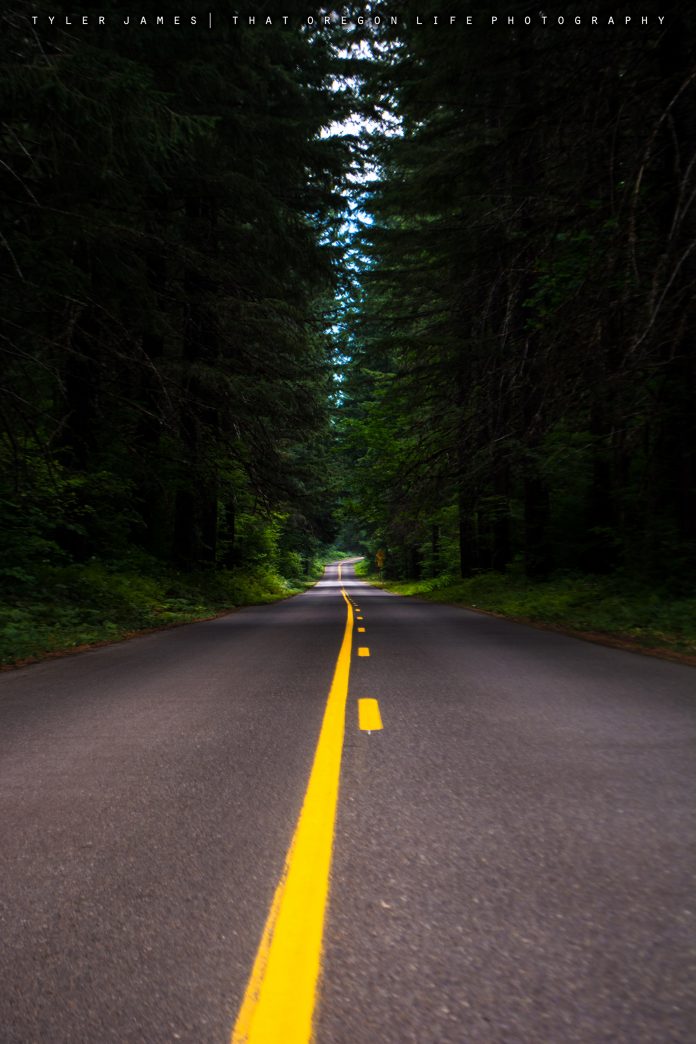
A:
231;584;353;1044
358;647;370;657
358;698;383;731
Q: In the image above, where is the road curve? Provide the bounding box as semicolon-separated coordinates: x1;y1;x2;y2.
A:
0;561;694;1043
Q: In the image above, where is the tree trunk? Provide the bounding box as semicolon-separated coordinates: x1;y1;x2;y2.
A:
523;466;551;578
458;484;476;578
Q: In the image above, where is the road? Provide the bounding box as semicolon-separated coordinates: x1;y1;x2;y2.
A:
0;561;694;1043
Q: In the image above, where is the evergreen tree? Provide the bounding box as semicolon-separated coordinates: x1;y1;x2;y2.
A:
339;1;696;585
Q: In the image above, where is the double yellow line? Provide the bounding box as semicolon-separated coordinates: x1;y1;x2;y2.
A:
232;564;354;1043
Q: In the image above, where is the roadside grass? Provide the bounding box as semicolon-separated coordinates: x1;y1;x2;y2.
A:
355;562;696;658
0;550;350;667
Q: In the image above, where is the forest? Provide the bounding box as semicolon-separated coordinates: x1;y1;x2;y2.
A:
2;1;695;664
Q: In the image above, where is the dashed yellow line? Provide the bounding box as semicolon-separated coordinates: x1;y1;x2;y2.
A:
357;626;365;633
231;564;354;1044
358;647;370;657
358;698;383;732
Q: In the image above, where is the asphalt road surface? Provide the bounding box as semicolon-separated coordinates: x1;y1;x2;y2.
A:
1;561;694;1043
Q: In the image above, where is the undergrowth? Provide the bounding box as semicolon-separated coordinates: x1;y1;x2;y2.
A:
0;549;349;666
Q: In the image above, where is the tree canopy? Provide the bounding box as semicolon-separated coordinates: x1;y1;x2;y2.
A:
2;5;695;663
1;1;351;581
336;2;696;587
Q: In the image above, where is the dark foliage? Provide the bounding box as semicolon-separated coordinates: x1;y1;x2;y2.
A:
337;2;696;588
1;0;350;588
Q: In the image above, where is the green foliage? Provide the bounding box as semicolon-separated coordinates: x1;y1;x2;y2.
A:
0;552;318;666
523;231;595;330
3;6;695;667
0;483;352;664
335;2;696;589
0;2;357;662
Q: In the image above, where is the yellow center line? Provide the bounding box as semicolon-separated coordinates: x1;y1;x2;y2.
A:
231;563;353;1044
358;647;370;657
357;627;365;633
